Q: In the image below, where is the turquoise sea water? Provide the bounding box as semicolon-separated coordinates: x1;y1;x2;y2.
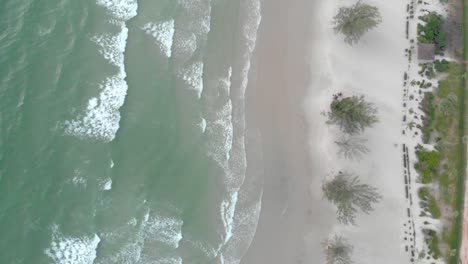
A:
0;0;263;263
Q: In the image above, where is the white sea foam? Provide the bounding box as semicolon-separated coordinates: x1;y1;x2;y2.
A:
206;99;233;165
91;25;128;69
172;32;197;59
239;0;261;98
45;225;100;264
65;1;137;141
178;0;212;36
64;73;128;141
220;197;263;264
71;169;87;187
154;257;183;264
172;0;211;60
185;238;218;259
97;209;183;263
96;0;138;21
199;118;207;133
142;20;175;58
101;177;112;190
144;213;183;248
179;61;204;98
221;192;238;243
211;1;262;262
110;159;114;168
218;67;232;96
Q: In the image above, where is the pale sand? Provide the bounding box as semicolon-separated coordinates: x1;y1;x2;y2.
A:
305;0;410;262
243;0;413;263
241;0;333;263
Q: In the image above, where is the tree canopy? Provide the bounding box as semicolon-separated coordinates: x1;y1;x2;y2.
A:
322;235;354;264
333;1;382;44
323;171;382;225
327;96;378;135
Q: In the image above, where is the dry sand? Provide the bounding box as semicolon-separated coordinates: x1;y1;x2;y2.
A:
305;0;410;263
242;0;413;263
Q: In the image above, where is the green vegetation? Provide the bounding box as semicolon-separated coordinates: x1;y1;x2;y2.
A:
327;96;378;135
434;59;450;72
415;58;466;263
322;236;353;264
414;146;439;184
418;187;442;218
333;0;382;44
322;171;382;225
424;229;442;259
446;3;468;260
421;92;436;143
418;12;446;53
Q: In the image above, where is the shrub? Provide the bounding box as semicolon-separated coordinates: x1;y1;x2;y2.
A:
434;59;450;72
327;96;378;135
415;146;439;183
421;92;436;143
418;12;446;53
333;0;382;44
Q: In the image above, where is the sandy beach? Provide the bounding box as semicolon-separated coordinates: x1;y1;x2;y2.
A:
243;0;412;263
241;0;323;262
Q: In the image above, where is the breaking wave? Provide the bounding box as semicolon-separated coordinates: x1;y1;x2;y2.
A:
64;0;138;142
45;225;100;264
142;20;175;58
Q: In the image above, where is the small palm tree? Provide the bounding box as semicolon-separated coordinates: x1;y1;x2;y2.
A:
322;235;354;264
323;171;382;225
327;96;378;135
333;0;382;44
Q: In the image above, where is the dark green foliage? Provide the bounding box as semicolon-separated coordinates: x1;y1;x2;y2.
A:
333;0;382;44
327;96;378;135
418;12;446;53
420;92;435;143
414;146;440;183
434;59;450;72
322;236;354;264
323;172;382;225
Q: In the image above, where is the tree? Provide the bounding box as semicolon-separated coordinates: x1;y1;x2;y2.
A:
327;96;378;135
333;1;382;44
335;136;369;160
322;171;382;225
322;235;354;264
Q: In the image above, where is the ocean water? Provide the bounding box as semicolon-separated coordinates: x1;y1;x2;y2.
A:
0;0;263;263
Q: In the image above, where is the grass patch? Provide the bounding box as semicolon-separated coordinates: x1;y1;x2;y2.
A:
434;59;450;72
418;187;442;218
424;229;442;259
421;92;436;143
446;3;468;257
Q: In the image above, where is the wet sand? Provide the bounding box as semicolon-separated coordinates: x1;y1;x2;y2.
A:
241;0;326;263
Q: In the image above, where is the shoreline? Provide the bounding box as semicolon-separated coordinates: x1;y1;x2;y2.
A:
241;0;322;262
